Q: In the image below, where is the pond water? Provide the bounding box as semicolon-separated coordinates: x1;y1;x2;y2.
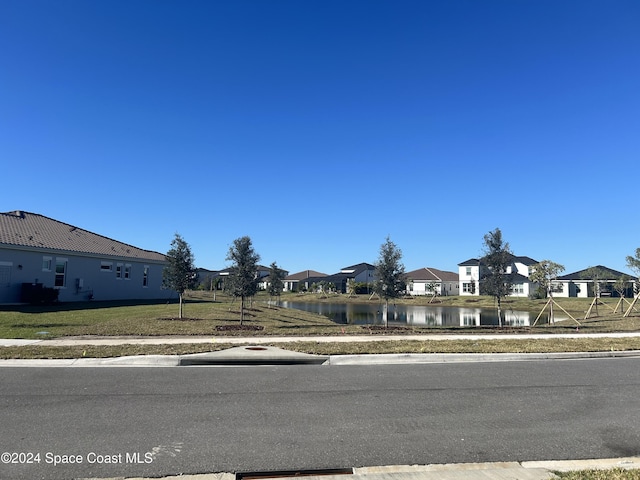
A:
279;301;556;327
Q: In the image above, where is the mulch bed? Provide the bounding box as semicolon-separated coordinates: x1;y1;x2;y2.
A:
157;317;204;321
361;325;413;333
215;325;264;331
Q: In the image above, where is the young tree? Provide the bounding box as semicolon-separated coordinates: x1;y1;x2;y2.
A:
162;233;197;319
225;236;260;325
373;236;406;328
626;248;640;283
347;279;357;298
267;262;286;305
529;260;565;323
479;228;512;327
530;260;565;298
624;248;640;316
582;266;606;299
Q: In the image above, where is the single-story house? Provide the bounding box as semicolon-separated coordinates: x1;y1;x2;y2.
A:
458;254;539;297
553;265;637;298
405;267;459;296
196;268;220;290
283;270;327;292
302;262;377;293
0;210;175;303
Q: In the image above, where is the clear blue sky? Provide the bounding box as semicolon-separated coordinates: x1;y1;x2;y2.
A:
2;0;638;277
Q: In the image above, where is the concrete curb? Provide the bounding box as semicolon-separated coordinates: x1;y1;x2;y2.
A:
1;349;639;367
82;457;640;480
326;349;640;365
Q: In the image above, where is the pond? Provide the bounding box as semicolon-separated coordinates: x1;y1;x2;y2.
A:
279;301;556;327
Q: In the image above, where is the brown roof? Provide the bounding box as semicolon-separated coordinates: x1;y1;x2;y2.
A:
0;211;166;262
406;267;459;282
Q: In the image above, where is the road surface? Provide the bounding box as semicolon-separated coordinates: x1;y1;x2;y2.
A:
1;357;639;479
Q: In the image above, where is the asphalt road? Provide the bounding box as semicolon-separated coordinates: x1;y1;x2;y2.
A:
1;358;639;480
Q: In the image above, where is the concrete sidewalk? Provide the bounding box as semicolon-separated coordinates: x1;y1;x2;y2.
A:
88;457;640;480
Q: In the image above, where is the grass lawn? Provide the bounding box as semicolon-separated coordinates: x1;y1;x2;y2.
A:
1;291;639;359
556;468;640;479
4;290;638;338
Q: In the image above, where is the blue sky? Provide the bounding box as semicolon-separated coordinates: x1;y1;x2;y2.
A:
1;0;639;277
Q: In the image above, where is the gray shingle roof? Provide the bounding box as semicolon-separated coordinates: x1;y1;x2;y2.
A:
557;265;636;281
0;210;166;262
285;270;327;281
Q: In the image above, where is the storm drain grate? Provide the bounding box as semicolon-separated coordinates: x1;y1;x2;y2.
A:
236;468;354;480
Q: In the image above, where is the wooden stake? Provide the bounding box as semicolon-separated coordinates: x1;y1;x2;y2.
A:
624;293;640;317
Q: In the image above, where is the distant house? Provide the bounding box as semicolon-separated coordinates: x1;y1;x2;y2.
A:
196;268;220;290
303;262;377;293
458;254;539;297
405;267;459;296
0;210;175;303
553;265;637;298
284;270;327;292
257;267;290;291
217;265;273;290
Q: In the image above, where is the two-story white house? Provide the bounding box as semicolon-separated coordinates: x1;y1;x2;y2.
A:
458;254;539;297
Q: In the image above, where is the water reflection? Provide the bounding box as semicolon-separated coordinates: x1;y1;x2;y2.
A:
279;301;553;327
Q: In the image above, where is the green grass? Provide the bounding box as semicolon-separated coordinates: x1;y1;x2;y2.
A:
2;337;640;360
1;292;639;339
1;292;640;359
0;294;340;338
556;468;640;479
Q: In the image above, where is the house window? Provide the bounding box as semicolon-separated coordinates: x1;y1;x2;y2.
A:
116;264;122;279
142;266;149;287
42;257;52;271
124;265;131;279
466;267;472;277
462;314;476;326
463;282;475;294
55;259;67;287
0;262;11;287
551;282;563;293
511;283;524;294
101;262;113;272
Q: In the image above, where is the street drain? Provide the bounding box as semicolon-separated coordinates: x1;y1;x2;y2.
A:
236;468;354;480
245;346;268;351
